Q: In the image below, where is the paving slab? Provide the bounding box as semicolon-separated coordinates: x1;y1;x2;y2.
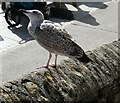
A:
2;41;66;83
71;1;118;33
64;24;118;51
0;11;5;23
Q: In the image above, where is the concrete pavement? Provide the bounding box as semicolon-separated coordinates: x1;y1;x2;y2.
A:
0;1;118;85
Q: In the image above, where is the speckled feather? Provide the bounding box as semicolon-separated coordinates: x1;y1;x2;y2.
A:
34;20;84;58
22;9;91;63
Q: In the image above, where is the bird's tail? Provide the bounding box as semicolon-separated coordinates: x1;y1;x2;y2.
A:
76;53;92;63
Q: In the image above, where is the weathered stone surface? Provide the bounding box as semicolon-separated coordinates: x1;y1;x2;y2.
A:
0;40;119;103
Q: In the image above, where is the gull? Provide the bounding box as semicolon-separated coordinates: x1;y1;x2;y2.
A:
20;9;91;68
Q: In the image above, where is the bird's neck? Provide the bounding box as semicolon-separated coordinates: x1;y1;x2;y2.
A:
28;20;42;36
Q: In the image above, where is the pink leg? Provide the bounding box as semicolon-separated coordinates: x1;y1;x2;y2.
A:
49;54;58;67
39;53;58;68
39;52;52;68
54;54;58;67
46;52;52;67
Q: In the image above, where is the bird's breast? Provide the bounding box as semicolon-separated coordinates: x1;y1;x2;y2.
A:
34;26;75;56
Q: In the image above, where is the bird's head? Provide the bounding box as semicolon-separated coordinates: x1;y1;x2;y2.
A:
19;9;44;22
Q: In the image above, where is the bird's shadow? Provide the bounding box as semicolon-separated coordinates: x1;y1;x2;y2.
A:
7;16;34;44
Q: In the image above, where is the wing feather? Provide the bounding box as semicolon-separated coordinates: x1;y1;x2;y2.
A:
40;20;74;41
34;20;83;57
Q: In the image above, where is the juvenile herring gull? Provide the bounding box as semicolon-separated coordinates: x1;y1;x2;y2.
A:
20;9;91;68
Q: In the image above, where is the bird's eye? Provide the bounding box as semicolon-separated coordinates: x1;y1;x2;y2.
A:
33;11;37;13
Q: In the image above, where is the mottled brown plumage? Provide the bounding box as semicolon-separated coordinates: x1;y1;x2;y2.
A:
20;9;91;68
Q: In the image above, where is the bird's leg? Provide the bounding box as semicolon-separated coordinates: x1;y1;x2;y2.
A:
54;54;61;80
39;52;52;68
46;52;52;68
54;54;58;67
39;53;58;68
49;54;58;68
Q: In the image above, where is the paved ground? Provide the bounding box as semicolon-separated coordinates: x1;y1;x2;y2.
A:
0;1;118;85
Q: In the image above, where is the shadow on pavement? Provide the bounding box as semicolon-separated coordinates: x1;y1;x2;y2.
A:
50;7;100;26
73;7;100;26
79;2;108;9
80;14;100;26
6;2;108;43
50;2;108;26
7;16;34;44
0;35;4;41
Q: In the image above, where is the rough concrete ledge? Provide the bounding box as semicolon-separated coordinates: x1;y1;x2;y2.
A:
0;39;119;103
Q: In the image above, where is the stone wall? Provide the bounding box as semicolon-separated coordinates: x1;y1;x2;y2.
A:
0;39;119;103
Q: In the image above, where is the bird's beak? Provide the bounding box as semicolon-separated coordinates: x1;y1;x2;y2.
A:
19;9;29;14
